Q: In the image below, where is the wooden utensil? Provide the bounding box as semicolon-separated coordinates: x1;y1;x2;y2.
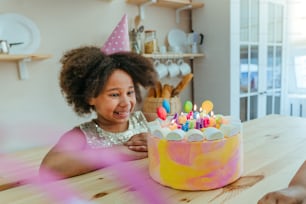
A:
134;15;141;29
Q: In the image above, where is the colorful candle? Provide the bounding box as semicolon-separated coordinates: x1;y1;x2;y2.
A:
203;117;210;128
199;107;206;118
178;112;187;125
169;119;178;130
215;114;223;129
171;112;178;122
209;117;216;127
187;111;193;120
189;119;196;129
196;120;202;129
193;104;199;119
182;121;189;132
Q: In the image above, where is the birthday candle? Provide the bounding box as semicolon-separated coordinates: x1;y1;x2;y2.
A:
189;119;195;129
193;104;199;119
169;119;178;130
196;120;201;129
203;117;210;128
182;121;189;132
199;107;206;118
187;111;193;120
171;113;178;123
178;112;187;125
209;117;216;127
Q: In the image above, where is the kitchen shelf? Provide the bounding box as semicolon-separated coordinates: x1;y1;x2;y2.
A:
126;0;204;23
126;0;204;9
0;54;51;61
0;54;52;80
142;53;204;59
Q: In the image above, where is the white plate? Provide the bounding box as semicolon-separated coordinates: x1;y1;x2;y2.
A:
0;13;40;54
167;29;187;51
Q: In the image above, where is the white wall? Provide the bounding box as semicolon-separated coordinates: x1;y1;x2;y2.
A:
0;0;190;152
192;0;232;115
284;0;306;117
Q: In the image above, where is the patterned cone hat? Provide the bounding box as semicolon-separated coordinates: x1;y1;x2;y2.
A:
101;14;130;54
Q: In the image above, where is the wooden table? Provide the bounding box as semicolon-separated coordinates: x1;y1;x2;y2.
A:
1;115;306;204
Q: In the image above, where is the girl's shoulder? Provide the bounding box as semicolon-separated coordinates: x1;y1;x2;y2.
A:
55;127;87;150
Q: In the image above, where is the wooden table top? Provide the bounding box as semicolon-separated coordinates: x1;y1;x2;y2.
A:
1;114;306;204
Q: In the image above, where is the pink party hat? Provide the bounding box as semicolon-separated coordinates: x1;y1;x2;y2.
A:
101;14;130;54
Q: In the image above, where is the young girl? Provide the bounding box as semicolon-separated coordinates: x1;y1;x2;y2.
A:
40;46;158;179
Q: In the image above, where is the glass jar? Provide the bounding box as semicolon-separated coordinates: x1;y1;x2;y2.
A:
129;31;142;54
144;30;158;54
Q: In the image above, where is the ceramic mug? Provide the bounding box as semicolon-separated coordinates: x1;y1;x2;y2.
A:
177;59;191;76
166;59;180;78
154;59;168;79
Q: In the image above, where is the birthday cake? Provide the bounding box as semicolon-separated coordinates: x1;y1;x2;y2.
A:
147;100;243;191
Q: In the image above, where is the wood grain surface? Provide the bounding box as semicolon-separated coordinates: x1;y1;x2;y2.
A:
0;114;305;204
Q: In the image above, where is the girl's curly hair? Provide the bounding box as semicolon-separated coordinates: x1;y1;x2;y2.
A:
59;46;158;116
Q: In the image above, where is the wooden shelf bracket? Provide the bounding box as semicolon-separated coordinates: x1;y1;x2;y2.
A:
176;4;192;24
139;0;156;20
18;57;32;80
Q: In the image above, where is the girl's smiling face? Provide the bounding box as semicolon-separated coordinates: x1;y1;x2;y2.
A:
89;69;136;131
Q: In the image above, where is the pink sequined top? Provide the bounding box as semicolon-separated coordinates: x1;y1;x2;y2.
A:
79;111;149;148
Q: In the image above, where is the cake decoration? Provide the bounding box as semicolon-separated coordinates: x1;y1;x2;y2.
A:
147;100;243;191
185;129;204;142
183;100;193;113
203;127;224;140
201;100;214;113
156;106;167;120
162;99;171;113
165;129;185;141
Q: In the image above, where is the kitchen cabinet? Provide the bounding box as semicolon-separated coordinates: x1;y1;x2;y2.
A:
0;54;52;80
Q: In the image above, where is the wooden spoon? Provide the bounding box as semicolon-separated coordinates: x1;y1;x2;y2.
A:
134;15;141;29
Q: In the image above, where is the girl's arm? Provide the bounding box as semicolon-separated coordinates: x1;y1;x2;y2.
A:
39;128;147;179
258;161;306;204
